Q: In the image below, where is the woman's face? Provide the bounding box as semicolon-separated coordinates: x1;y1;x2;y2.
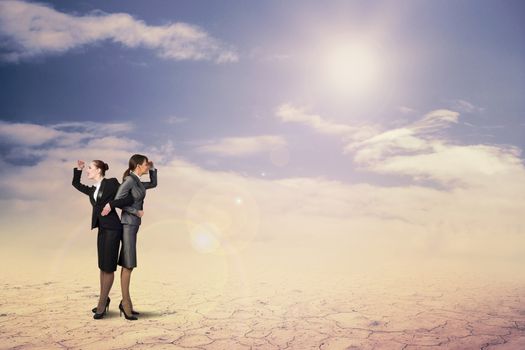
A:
86;161;101;180
135;159;149;176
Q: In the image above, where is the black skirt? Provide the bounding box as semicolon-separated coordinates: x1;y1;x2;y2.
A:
97;227;122;272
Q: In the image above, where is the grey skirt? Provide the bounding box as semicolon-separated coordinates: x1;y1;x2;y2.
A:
118;224;140;268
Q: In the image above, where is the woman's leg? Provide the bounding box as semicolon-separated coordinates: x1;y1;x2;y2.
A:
120;266;133;314
118;224;139;315
95;228;121;314
99;269;103;296
96;270;114;313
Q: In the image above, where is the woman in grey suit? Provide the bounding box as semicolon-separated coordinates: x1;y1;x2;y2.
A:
113;154;157;320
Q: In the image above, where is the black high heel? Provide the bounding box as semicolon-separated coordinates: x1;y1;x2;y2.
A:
92;296;110;314
93;309;106;319
123;299;139;315
119;301;138;320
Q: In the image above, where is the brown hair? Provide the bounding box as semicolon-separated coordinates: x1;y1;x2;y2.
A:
123;154;148;181
92;160;109;176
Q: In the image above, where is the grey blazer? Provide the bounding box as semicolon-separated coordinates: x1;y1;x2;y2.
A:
114;168;158;226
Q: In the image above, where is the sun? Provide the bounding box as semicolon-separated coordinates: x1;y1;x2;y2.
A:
320;41;381;98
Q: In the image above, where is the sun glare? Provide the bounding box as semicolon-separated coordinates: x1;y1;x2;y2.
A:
320;42;381;97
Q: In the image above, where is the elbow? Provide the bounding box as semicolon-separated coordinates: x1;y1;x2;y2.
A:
122;196;134;208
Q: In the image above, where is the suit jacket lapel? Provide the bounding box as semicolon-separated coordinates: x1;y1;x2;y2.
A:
96;179;106;204
130;172;141;186
130;172;146;192
89;187;96;206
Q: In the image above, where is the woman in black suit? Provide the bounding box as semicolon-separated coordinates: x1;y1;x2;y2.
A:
72;159;133;319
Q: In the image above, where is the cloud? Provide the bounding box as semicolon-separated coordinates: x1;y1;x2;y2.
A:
398;106;417;114
247;47;292;62
451;99;484;114
0;119;525;272
0;0;238;63
343;109;459;163
365;143;523;188
195;135;287;157
346;128;432;164
165;116;188;125
409;109;459;134
275;105;456;153
276;104;354;135
85;136;141;150
0;120;134;146
343;108;524;188
0;120;142;201
52;121;133;134
275;104;523;191
0;120;136;165
0;121;63;146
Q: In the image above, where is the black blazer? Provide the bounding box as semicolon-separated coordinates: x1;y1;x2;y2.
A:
72;168;133;230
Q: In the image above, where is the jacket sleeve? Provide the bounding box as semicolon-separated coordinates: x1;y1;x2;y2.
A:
109;179;134;209
114;176;139;215
142;168;157;190
72;168;92;196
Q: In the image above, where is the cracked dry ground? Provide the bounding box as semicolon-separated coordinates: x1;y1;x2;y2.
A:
1;276;524;349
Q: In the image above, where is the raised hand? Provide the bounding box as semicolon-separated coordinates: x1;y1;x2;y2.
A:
77;160;85;170
101;203;111;216
147;160;154;169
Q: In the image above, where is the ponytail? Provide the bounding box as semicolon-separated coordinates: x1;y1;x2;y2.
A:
122;168;131;182
123;154;148;182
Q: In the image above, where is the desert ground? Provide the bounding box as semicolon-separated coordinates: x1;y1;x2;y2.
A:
1;243;524;350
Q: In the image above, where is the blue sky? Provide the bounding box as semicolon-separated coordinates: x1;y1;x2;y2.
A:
0;0;524;184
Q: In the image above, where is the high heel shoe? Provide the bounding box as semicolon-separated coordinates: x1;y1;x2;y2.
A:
93;309;106;319
92;296;110;314
122;299;139;315
119;301;138;320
